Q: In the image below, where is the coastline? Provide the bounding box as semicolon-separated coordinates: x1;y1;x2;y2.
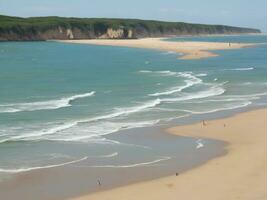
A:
60;37;254;60
0;119;226;200
72;108;267;200
1;35;266;200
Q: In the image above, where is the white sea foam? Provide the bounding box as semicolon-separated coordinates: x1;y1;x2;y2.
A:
161;86;225;103
84;156;171;168
0;156;87;173
177;101;252;115
223;92;267;99
226;67;254;71
0;122;79;143
196;139;204;149
139;70;152;73
162;51;176;55
96;99;161;119
148;71;203;97
195;73;208;77
0;119;160;144
97;152;119;158
63;99;162;131
0;92;95;113
149;85;190;97
88;152;119;158
189;91;267;104
139;70;177;76
42;120;160;143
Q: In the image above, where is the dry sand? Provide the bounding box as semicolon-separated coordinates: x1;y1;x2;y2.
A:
62;38;253;60
71;108;267;200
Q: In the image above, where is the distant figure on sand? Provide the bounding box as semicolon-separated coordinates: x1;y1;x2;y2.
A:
202;120;207;126
97;179;101;187
229;42;231;47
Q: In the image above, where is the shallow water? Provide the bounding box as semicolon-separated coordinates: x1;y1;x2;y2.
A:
0;35;266;186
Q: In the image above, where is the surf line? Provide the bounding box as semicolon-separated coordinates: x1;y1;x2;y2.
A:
0;156;88;173
77;156;171;168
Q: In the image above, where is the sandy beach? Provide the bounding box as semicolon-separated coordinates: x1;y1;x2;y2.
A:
62;38;253;60
72;108;267;200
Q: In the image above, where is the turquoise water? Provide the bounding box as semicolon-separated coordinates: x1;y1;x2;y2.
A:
0;35;267;174
166;34;267;43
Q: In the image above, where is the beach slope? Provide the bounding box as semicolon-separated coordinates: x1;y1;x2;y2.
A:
72;108;267;200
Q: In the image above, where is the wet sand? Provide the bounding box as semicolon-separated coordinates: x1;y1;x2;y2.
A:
0;126;225;200
61;38;253;60
73;108;267;200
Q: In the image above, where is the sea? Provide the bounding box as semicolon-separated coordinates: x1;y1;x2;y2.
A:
0;34;267;199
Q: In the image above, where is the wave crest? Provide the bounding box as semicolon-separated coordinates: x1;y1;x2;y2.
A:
0;156;87;173
226;67;254;71
0;92;95;113
85;156;171;168
145;71;203;97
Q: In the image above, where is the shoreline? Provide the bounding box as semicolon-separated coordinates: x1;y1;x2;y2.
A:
72;107;267;200
60;37;254;60
1;35;266;200
0;120;226;200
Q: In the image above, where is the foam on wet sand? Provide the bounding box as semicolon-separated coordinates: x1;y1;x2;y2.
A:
73;108;267;200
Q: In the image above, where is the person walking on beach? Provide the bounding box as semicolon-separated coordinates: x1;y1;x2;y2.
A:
97;179;101;187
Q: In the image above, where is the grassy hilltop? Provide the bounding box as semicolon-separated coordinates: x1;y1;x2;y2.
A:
0;15;261;41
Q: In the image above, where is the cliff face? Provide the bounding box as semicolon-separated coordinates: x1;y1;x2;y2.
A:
0;26;135;41
0;15;261;41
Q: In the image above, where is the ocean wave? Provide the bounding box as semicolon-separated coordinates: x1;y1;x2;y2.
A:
139;70;177;76
96;152;119;158
83;156;171;168
88;152;119;158
149;84;191;97
0;122;79;143
90;99;161;121
38;120;160;143
148;71;203;97
0;92;95;113
139;70;151;73
0;156;87;173
0;119;160;144
176;101;252;115
195;73;208;77
0;98;161;144
187;91;267;104
161;86;225;102
226;67;254;71
225;91;267;98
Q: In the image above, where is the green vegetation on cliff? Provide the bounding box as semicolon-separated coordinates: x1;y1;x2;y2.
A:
0;15;261;41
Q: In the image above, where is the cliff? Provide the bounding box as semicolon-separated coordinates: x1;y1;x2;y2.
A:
0;15;261;41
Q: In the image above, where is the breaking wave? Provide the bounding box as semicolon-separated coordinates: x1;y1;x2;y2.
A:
225;67;254;71
0;92;95;113
0;156;87;173
145;71;203;97
85;156;171;168
161;86;225;102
